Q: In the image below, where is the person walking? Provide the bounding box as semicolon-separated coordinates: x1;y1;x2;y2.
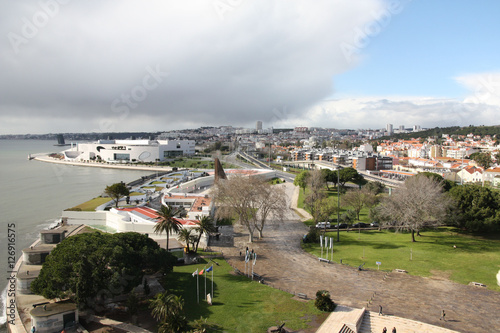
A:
440;309;446;321
379;305;383;316
392;327;397;333
382;327;387;333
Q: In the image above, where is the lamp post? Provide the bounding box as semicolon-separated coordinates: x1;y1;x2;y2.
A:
337;164;341;242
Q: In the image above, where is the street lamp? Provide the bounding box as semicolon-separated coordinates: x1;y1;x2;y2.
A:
337;164;341;242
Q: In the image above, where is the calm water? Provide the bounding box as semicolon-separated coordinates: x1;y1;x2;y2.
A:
0;140;153;331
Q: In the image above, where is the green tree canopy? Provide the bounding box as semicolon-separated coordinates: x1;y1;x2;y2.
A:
105;182;130;208
337;167;365;188
469;152;492;169
448;184;500;232
294;170;309;193
31;232;175;309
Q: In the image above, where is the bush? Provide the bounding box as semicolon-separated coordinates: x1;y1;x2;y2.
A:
305;226;320;243
315;290;336;312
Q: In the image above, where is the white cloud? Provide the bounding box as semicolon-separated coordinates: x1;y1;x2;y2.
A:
295;96;500;129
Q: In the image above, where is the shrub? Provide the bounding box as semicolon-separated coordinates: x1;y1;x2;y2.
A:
305;226;320;243
315;290;336;312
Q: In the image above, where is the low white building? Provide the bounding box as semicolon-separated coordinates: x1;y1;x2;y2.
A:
63;139;195;163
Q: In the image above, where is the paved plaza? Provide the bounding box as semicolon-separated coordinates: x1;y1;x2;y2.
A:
214;182;500;333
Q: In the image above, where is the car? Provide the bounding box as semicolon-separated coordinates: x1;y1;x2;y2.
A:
333;223;348;229
370;222;379;227
315;222;331;229
352;222;368;228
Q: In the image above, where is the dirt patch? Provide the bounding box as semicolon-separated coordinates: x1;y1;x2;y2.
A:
429;270;452;280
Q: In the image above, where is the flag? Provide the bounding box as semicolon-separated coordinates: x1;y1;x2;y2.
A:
320;235;323;248
253;253;257;265
330;237;333;249
199;269;204;275
245;253;249;263
192;269;198;277
206;265;213;273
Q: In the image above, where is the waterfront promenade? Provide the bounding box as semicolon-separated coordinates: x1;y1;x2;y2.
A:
33;155;174;172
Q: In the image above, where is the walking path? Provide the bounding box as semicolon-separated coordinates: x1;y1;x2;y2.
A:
214;182;500;333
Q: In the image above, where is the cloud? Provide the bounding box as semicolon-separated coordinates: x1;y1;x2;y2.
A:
0;0;388;134
296;96;500;129
455;73;500;106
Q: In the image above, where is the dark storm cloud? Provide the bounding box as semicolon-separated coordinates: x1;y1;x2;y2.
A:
0;0;384;133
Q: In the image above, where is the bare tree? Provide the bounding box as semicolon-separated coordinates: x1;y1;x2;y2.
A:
377;175;452;242
254;183;287;239
304;169;327;223
212;175;287;242
342;187;378;220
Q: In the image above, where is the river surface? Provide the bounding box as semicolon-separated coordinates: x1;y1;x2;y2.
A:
0;140;155;332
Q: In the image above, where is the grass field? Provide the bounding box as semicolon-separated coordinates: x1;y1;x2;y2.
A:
163;258;326;332
298;187;372;225
68;197;112;211
303;227;500;291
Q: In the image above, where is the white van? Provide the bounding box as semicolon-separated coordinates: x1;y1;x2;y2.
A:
315;222;330;228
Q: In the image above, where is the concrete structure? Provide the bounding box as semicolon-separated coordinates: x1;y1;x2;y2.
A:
63;139;195;163
30;301;78;333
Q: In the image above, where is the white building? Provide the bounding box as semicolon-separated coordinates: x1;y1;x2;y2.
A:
63;139;195;163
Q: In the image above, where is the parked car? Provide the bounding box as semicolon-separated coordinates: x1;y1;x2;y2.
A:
333;223;348;229
370;222;379;227
352;222;368;228
315;222;331;229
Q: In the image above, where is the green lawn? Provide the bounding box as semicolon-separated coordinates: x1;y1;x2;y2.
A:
163;258;325;332
303;228;500;291
298;187;372;224
68;197;112;211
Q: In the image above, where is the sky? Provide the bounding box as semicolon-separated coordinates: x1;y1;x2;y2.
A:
1;0;500;134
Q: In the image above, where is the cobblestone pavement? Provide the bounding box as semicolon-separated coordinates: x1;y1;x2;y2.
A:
213;183;500;333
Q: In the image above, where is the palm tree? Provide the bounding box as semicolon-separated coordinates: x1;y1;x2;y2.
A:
177;228;193;253
194;216;216;253
150;292;187;333
154;205;183;251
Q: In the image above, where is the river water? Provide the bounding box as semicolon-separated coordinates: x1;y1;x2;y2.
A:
0;140;154;332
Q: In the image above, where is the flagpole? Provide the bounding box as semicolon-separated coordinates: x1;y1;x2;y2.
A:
197;273;199;304
204;271;207;300
211;267;214;299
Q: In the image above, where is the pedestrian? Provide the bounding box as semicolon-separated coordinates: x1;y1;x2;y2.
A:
382;327;387;333
440;309;446;321
392;327;396;333
379;305;383;316
31;326;36;333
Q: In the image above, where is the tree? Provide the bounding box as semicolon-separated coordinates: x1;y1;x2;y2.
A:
177;228;193;253
377;176;452;242
31;232;174;309
448;184;500;232
193;216;216;253
342;188;377;220
150;292;188;333
470;152;492;169
364;181;385;195
337;167;364;188
154;205;184;251
294;170;309;193
105;182;130;208
212;175;287;242
321;169;335;190
417;172;455;191
314;290;336;312
304;170;327;223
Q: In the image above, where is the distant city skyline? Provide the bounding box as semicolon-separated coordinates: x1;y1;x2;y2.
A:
1;1;500;135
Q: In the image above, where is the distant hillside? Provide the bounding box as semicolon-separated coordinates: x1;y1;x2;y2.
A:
381;125;500;140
